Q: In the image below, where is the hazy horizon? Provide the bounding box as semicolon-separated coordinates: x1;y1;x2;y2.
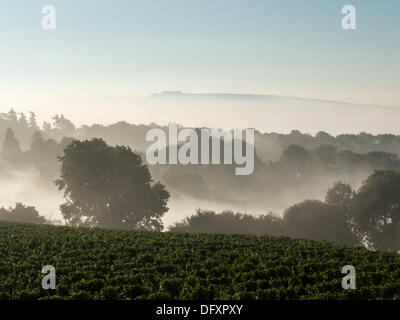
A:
3;91;400;136
1;0;399;127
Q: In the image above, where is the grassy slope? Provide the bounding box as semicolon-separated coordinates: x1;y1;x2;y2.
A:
0;221;399;300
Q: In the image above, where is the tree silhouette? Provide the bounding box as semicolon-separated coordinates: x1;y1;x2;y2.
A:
279;145;315;174
55;138;170;230
169;209;283;235
5;109;17;123
325;181;353;210
352;170;400;251
0;203;46;224
28;112;39;131
2;128;22;163
312;144;338;168
283;199;359;246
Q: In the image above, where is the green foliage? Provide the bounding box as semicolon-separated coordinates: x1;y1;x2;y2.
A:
1;221;400;300
2;128;22;162
352;170;400;251
283;199;359;246
169;210;283;236
55;138;170;231
170;171;400;251
325;182;353;210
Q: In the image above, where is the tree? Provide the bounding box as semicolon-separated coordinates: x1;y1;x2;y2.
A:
283;200;359;246
312;144;338;168
28;112;39;131
169;209;283;235
352;170;400;251
55;138;170;230
28;132;74;179
279;145;315;173
2;128;22;162
18;113;28;128
5;109;18;123
31;131;45;148
0;203;46;224
52;114;76;139
325;181;353;210
29;131;49;171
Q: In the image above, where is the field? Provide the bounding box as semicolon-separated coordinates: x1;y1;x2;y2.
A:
0;221;400;300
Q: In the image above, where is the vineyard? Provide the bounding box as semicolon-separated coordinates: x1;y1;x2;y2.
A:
1;221;400;300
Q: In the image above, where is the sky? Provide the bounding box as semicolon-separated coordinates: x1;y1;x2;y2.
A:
0;0;399;123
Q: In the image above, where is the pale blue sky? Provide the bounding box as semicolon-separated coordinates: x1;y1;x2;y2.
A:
0;0;399;109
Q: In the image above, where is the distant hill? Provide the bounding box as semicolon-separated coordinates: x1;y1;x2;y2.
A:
32;91;400;135
149;91;359;105
1;221;400;300
146;91;400;135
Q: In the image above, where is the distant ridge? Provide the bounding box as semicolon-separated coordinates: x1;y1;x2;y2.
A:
149;91;390;108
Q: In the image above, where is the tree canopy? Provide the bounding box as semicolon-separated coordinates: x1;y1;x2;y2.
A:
0;203;46;225
2;128;22;162
352;170;400;251
55;138;170;231
283;199;358;246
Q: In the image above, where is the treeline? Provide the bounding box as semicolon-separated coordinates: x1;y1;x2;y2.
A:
3;109;400;251
150;142;400;208
5;109;400;209
0;109;75;148
1;128;73;178
170;170;400;252
0;203;46;225
2;134;400;252
0;109;75;178
4;119;400;208
4;108;400;160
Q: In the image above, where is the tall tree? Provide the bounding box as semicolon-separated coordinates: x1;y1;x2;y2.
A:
55;138;170;230
18;113;28;128
51;114;76;139
2;128;22;162
5;109;18;123
352;170;400;251
28;111;39;131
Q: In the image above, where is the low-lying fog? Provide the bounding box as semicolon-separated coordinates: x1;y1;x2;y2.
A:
0;167;284;227
0;164;369;228
1;92;399;227
0;167;63;223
